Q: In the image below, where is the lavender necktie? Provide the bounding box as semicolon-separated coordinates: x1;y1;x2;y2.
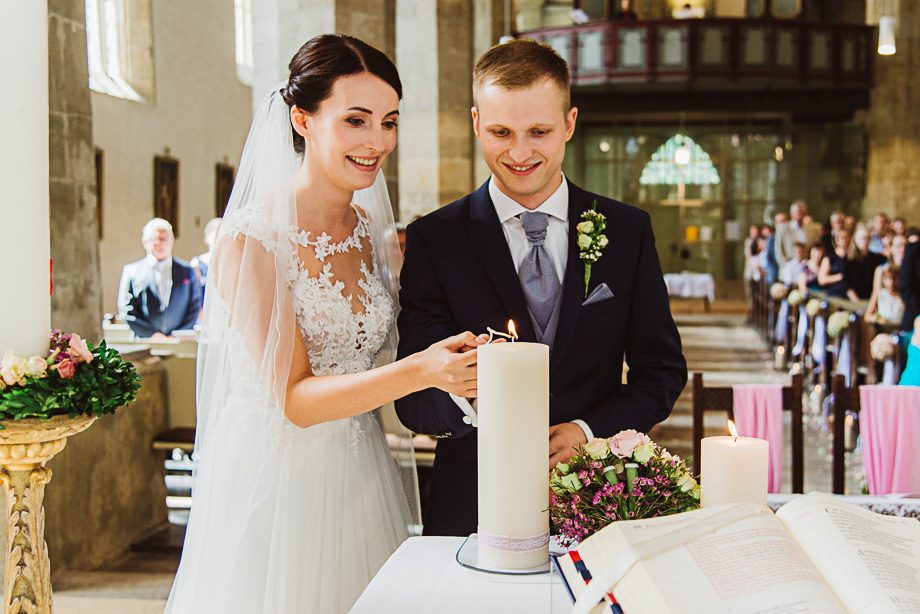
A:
518;212;560;332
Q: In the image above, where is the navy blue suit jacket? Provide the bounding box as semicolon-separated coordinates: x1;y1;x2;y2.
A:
395;181;687;536
117;258;201;338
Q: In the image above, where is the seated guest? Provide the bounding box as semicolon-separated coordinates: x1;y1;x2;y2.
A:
818;228;851;298
190;217;221;296
845;225;887;300
779;242;806;287
798;243;826;295
866;268;904;325
117;218;201;339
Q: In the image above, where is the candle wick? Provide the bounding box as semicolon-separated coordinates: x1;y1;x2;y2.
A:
486;327;515;343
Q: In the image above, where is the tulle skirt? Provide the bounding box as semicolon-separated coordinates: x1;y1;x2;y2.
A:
165;405;410;613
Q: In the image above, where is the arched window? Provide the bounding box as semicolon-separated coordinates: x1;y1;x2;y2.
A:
234;0;254;86
639;134;720;186
85;0;154;101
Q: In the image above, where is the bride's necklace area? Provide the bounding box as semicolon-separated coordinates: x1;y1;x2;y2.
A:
291;205;368;262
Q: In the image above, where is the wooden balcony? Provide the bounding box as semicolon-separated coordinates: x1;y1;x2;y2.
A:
523;19;874;117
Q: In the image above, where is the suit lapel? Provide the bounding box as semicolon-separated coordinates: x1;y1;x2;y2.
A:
464;182;537;342
550;184;593;370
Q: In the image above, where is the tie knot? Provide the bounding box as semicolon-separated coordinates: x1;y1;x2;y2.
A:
520;211;549;245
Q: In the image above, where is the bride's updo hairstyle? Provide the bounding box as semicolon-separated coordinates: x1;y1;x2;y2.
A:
280;34;403;156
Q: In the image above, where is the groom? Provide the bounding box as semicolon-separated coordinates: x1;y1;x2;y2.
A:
395;39;687;537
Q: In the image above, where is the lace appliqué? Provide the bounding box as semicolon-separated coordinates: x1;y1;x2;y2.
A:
291;205;369;261
477;530;551;553
349;417;367;458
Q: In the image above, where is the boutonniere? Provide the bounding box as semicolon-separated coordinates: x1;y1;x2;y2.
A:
576;201;608;297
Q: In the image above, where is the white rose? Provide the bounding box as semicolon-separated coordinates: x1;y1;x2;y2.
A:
25;356;47;378
577;234;593;250
584;438;610;460
597;235;608;248
576;221;594;234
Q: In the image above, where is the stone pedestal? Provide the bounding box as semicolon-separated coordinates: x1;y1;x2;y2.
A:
0;415;96;614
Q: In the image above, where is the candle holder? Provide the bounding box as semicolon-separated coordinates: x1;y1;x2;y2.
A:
0;414;96;613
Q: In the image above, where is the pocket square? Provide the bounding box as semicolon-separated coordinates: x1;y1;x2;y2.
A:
583;283;614;306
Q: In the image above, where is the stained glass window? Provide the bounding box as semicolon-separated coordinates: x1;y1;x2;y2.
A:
639;135;721;186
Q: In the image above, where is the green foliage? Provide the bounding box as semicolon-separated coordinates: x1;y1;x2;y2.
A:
0;340;141;428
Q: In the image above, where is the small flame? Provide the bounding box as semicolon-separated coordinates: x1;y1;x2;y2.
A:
508;320;518;340
727;420;739;442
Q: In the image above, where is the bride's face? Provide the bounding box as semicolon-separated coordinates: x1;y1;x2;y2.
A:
295;72;399;195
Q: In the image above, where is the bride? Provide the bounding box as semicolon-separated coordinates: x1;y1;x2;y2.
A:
165;34;482;613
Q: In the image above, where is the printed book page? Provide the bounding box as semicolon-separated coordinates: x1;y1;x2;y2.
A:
573;503;846;614
777;494;920;614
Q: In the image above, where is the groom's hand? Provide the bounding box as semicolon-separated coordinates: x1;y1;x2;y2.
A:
548;423;588;468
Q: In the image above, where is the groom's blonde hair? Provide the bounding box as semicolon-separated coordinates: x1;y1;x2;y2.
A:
473;39;571;112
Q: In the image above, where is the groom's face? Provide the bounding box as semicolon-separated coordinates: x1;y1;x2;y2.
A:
472;78;577;210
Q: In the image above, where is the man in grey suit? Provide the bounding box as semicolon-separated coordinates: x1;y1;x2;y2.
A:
117;218;201;339
775;200;820;270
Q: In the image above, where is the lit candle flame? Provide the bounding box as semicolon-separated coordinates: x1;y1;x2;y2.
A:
508;320;518;341
727;419;739;442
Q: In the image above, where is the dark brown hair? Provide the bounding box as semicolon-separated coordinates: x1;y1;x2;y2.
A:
280;34;402;155
473;39;570;112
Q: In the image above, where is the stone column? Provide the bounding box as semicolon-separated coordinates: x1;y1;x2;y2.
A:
0;2;51;357
48;0;103;342
864;0;920;220
397;0;507;221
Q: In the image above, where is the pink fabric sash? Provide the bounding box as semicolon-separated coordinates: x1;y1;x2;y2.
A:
733;385;783;493
858;386;920;495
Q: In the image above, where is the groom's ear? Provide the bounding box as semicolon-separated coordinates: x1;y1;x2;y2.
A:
471;107;481;138
564;107;578;141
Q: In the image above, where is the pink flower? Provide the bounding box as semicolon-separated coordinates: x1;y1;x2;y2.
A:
57;360;76;379
68;334;93;364
607;429;651;458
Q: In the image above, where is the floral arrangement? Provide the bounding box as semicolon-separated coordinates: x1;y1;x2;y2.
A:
827;311;851;338
769;282;788;300
787;289;804;307
0;330;141;427
870;333;897;362
805;298;823;318
549;430;700;546
576;201;608;297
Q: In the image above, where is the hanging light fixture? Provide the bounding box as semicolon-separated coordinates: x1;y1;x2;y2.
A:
878;16;896;55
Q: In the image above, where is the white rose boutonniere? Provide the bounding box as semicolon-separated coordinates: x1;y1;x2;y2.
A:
577;201;608;297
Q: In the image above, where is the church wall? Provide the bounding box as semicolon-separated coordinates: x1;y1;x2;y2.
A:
48;1;103;341
94;0;252;315
864;0;920;222
42;353;169;574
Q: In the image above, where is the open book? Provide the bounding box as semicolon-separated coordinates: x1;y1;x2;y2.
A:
554;494;920;614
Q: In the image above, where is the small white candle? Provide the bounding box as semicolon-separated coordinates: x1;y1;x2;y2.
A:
774;346;786;369
701;422;768;508
477;338;549;570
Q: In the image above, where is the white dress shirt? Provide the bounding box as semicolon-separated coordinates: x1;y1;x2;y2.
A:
451;175;594;442
147;254;173;310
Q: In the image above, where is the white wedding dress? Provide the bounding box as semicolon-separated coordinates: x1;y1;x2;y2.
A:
165;203;411;613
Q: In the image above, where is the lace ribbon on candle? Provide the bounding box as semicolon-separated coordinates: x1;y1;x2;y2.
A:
477;529;550;552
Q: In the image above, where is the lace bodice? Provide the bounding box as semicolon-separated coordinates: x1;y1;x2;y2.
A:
223;203;395;379
289;208;394;375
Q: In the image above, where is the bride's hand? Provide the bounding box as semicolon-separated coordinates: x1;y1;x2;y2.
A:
412;332;483;397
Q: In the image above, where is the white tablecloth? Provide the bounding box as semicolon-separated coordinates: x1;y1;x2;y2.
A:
663;272;715;302
351;537;571;613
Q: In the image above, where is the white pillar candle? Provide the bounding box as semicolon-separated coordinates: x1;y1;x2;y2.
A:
477;341;549;569
0;3;50;357
700;436;768;508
